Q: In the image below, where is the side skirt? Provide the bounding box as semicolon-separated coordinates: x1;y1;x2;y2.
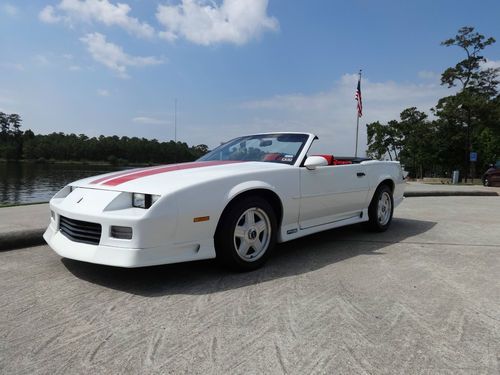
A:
279;209;368;243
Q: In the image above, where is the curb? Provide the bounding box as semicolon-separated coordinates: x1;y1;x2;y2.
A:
0;229;46;251
404;191;499;197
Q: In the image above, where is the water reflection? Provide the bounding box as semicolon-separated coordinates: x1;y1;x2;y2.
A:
0;162;124;205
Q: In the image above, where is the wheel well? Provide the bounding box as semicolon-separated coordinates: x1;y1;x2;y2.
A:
378;179;395;193
216;189;283;232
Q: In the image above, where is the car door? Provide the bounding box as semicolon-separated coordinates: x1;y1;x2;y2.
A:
299;164;370;229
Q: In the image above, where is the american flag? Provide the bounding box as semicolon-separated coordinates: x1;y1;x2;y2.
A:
355;77;362;117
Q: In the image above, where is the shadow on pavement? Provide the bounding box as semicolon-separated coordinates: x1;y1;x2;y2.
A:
62;218;436;297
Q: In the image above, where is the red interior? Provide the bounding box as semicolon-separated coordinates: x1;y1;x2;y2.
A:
333;160;352;165
312;154;352;166
263;153;282;161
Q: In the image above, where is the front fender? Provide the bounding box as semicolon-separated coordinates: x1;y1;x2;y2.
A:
226;180;281;202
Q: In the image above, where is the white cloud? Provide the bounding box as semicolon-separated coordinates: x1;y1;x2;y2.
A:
34;54;50;65
39;0;154;38
80;32;163;78
0;62;24;71
2;3;18;16
156;0;278;45
132;116;168;125
418;70;440;80
97;89;110;96
482;59;500;70
39;5;61;23
238;74;452;155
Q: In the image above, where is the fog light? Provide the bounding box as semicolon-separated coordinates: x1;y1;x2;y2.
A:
110;226;132;240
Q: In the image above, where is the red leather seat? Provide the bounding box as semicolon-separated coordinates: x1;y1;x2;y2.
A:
333;160;352;165
311;155;353;166
263;153;282;161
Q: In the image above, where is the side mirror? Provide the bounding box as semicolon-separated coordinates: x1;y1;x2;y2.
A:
304;156;328;170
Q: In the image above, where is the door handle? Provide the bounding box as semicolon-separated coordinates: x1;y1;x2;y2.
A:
357;172;366;177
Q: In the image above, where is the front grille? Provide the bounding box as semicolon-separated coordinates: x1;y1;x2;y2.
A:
59;216;102;245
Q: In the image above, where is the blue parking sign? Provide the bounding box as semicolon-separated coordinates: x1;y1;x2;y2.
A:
470;152;477;162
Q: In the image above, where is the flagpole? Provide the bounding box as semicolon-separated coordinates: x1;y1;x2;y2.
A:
354;69;362;157
355;111;359;158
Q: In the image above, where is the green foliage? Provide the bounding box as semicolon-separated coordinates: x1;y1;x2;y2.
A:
0;111;209;164
440;26;498;94
0;111;23;159
367;108;438;178
366;26;500;179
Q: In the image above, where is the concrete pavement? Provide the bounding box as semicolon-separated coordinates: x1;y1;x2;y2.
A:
0;203;49;250
0;197;499;374
405;181;500;197
0;182;499;250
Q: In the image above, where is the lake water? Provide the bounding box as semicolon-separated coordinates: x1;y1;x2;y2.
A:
0;163;124;205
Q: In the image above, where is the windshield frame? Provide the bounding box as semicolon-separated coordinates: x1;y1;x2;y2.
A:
197;132;314;166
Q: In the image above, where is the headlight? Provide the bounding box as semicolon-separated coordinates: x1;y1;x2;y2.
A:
132;193;160;209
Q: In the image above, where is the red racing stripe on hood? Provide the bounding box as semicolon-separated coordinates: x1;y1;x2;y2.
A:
102;160;243;186
89;167;150;185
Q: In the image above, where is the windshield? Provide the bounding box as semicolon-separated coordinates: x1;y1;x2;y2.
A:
198;133;309;165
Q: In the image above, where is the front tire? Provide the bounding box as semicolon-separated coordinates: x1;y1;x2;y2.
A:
215;196;277;271
367;185;394;232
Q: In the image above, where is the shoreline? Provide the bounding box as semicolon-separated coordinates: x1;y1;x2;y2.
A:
0;201;49;208
0;159;156;167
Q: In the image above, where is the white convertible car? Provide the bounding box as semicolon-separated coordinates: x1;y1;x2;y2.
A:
44;132;405;271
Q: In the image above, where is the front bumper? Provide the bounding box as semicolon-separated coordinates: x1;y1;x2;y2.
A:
44;222;214;268
44;186;216;267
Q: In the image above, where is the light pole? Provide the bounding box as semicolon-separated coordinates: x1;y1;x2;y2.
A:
458;103;471;183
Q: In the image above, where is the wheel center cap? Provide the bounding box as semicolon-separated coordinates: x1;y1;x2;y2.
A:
248;228;257;240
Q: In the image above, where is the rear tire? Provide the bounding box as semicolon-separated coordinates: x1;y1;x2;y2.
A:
367;184;394;232
215;196;277;271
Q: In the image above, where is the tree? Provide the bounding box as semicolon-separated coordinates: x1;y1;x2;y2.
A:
367;108;438;178
437;26;499;179
192;144;209;157
8;114;22;136
367;26;499;180
0;112;9;139
366;121;398;160
440;26;498;95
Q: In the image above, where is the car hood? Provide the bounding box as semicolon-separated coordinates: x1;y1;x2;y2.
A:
71;161;293;195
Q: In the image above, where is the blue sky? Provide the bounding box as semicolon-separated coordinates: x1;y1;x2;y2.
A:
1;0;499;154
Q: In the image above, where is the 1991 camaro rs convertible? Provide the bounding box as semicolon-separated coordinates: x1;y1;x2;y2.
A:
44;132;405;271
